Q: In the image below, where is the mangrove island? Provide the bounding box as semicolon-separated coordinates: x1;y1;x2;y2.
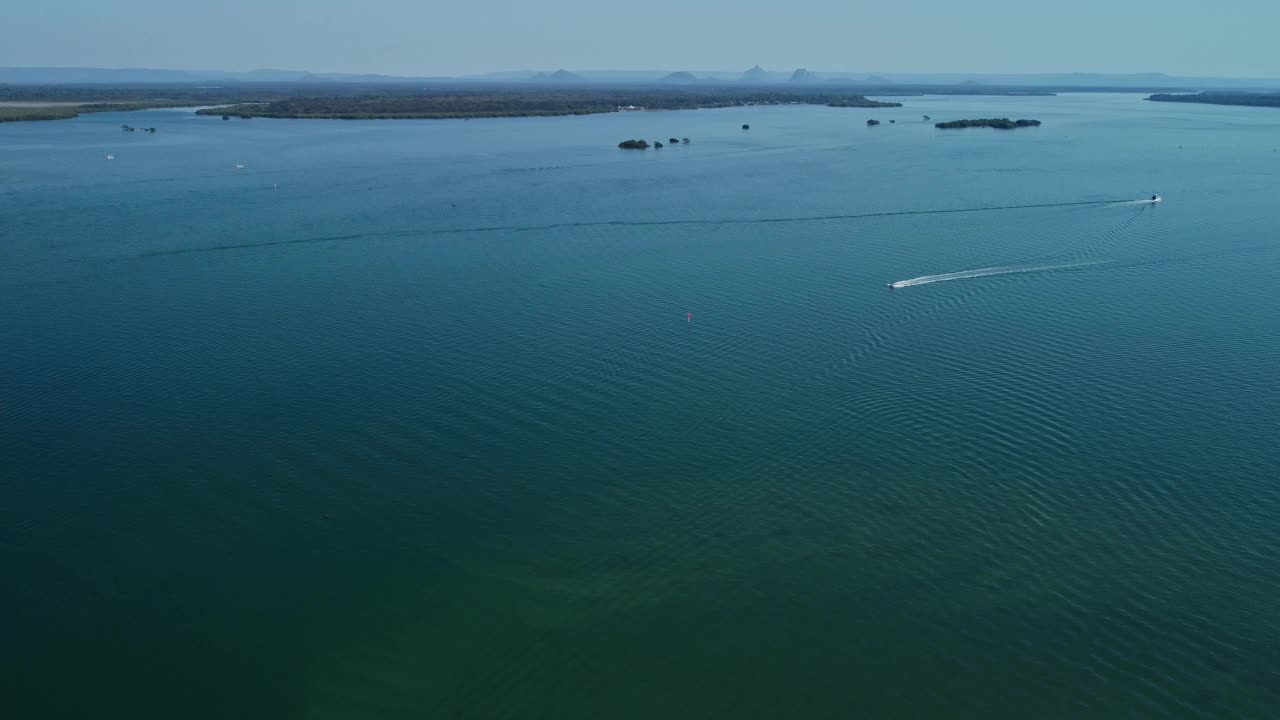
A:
935;118;1041;129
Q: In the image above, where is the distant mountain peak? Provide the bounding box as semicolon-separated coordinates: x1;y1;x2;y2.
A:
661;71;698;84
789;68;815;83
526;69;584;82
740;65;769;83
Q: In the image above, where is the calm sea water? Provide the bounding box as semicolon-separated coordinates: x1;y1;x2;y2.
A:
3;94;1280;718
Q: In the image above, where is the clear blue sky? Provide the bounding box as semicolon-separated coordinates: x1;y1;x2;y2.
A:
1;0;1275;77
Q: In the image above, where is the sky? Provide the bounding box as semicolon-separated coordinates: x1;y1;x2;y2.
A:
1;0;1277;78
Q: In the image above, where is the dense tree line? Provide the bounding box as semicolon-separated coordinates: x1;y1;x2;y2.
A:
1;82;1078;123
1147;92;1280;108
194;89;906;119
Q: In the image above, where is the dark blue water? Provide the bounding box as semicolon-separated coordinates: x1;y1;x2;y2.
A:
3;95;1280;718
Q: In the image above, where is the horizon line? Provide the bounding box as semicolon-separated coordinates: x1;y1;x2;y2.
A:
5;65;1280;82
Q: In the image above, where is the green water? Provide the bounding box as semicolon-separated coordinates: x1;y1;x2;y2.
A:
3;94;1279;717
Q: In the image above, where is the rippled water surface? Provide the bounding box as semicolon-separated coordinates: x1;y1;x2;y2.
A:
3;95;1280;718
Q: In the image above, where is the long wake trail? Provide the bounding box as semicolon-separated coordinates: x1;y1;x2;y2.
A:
890;262;1099;289
136;198;1131;258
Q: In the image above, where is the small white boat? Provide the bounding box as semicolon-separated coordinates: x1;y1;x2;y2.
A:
1150;194;1162;203
106;154;115;160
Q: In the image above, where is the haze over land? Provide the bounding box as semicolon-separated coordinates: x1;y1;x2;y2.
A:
3;66;1280;91
3;0;1280;79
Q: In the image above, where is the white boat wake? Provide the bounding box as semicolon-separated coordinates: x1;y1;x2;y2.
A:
888;197;1156;289
1107;196;1162;207
890;262;1098;289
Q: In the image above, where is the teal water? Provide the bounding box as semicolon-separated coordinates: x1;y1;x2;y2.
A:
3;95;1280;718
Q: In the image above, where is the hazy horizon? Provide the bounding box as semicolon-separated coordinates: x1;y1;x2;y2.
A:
6;65;1280;82
3;0;1278;78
